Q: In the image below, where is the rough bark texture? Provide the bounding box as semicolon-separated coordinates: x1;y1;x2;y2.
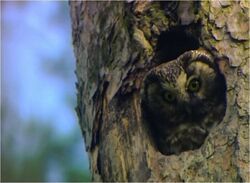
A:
70;1;249;182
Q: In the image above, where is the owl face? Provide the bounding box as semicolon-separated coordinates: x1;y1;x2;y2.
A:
143;50;226;155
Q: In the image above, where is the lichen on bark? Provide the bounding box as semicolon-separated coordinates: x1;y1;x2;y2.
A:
70;1;249;181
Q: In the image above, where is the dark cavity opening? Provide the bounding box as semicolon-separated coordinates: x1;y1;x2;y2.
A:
155;24;200;63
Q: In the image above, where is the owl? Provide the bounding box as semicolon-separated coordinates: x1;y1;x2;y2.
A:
142;50;227;155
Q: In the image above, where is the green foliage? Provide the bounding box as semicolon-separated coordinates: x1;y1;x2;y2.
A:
65;167;91;182
1;121;91;182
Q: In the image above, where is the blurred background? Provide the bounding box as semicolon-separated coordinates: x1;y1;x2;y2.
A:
1;1;91;182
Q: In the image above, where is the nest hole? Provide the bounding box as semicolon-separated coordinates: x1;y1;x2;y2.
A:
155;24;201;63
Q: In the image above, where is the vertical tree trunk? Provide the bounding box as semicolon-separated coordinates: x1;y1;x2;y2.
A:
70;1;249;182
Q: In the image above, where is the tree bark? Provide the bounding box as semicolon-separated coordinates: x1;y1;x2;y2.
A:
70;1;249;182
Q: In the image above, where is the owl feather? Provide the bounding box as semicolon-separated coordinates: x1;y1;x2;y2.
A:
142;50;226;155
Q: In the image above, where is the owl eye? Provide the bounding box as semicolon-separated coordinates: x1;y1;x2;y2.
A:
188;78;200;92
163;92;176;102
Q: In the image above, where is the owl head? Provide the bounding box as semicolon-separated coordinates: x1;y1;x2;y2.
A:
142;50;227;155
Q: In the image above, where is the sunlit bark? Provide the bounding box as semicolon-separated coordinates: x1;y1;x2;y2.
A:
70;1;249;181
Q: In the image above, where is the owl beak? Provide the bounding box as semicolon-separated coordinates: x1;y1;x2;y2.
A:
179;92;190;103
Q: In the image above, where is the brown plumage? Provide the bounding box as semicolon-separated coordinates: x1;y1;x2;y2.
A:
142;50;227;155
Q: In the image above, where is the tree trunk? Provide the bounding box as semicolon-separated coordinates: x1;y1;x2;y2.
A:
70;1;249;182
